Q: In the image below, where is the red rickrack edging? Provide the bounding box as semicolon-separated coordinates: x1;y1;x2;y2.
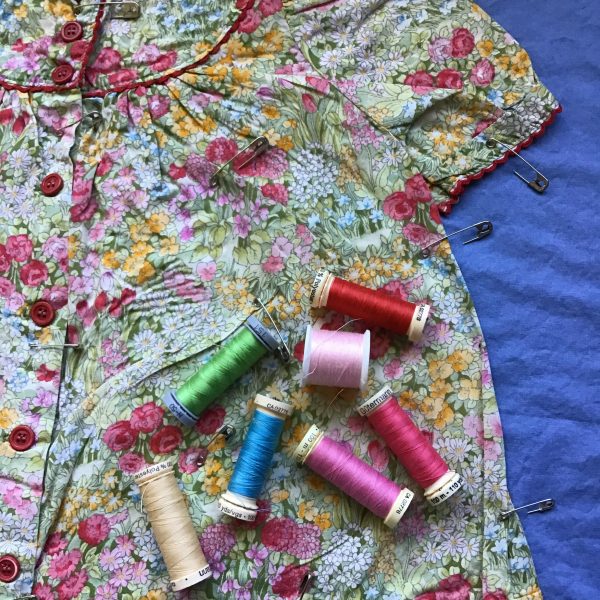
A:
439;104;563;216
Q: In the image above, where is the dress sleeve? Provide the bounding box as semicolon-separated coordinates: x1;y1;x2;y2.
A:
283;0;560;214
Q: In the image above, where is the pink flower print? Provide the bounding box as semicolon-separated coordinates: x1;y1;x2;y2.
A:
0;276;15;297
48;549;82;580
91;47;122;73
19;259;48;287
102;420;138;451
205;137;238;164
42;285;68;309
405;174;432;203
272;564;311;600
403;223;437;248
6;234;33;262
109;564;133;589
178;447;203;474
130;402;164;433
115;534;135;558
463;415;484;445
306;75;330;94
149;425;183;454
251;201;269;224
168;162;186;180
485;414;503;438
261;182;288;205
470;58;496;86
149;50;177;72
369;330;391;359
196;260;217;282
429;37;452;62
368;440;389;471
57;570;88;600
44;532;68;556
133;43;161;64
302;93;318;112
118;452;146;474
262;255;284;273
238;8;262;33
107;68;139;86
245;544;268;566
233;147;288;179
99;547;121;572
131;560;149;585
405;71;435;95
200;523;237;571
484;591;508;600
185;154;214;188
0;245;11;273
261;518;321;559
96;583;118;600
437;68;463;90
383;191;416;221
78;514;110;546
42;235;68;267
272;236;292;259
258;0;282;16
295;244;313;265
233;214;252;238
6;292;25;311
450;28;475;58
346;414;367;434
483;439;501;461
384;358;404;380
32;583;54;600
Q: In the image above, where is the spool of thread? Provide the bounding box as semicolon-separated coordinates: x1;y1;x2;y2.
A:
358;386;463;505
219;395;293;521
301;324;370;390
133;461;211;591
309;270;430;342
163;316;279;426
295;425;414;528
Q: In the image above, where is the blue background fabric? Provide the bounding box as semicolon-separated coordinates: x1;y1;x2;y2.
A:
445;2;600;598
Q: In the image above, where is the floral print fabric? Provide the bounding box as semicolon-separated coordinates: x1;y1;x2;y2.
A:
0;1;558;599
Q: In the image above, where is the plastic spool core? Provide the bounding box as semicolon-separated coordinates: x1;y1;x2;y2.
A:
359;386;463;506
219;395;293;521
301;324;370;391
133;461;211;590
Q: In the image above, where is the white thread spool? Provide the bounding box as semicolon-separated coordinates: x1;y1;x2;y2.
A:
301;324;370;391
219;395;293;521
309;269;430;342
134;461;211;591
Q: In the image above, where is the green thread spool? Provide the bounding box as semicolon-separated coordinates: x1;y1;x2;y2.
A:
163;316;279;426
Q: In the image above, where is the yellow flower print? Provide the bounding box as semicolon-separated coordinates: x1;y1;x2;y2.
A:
88;492;103;511
447;349;474;372
0;443;16;458
131;241;153;258
428;359;453;381
298;501;317;521
103;469;118;489
263;29;284;52
477;40;494;57
262;105;280;120
123;255;145;277
36;328;53;345
518;585;542;598
194;41;213;57
198;116;217;134
497;55;511;72
204;458;222;477
270;489;289;503
395;260;416;278
208;437;225;452
0;408;18;429
179;72;198;86
430;378;452;400
437;240;452;258
290;389;310;411
504;91;521;105
307;473;327;491
102;250;121;269
141;590;168;600
434;404;454;429
399;390;418;411
159;236;179;256
458;378;480;402
205;64;228;82
422;396;443;420
44;1;73;19
173;121;191;138
511;49;531;78
314;513;332;531
204;475;228;496
104;493;123;512
216;278;252;312
68;235;78;259
137;261;155;284
337;146;361;186
276;136;294;151
130;222;151;243
14;4;27;19
283;119;297;129
146;213;170;233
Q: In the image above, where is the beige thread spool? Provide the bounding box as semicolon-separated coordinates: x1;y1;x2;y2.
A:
134;461;211;591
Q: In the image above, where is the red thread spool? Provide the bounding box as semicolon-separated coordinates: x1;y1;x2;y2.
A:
309;270;430;342
358;386;463;505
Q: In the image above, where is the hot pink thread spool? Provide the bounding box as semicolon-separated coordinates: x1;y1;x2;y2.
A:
295;425;414;527
310;270;430;342
301;324;370;390
358;386;463;505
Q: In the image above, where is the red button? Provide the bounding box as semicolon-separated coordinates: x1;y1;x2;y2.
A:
60;21;83;42
51;64;75;84
0;555;20;583
9;425;36;452
40;173;64;196
30;300;56;326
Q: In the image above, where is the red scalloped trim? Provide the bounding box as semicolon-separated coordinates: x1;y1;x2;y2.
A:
439;104;562;216
0;0;254;97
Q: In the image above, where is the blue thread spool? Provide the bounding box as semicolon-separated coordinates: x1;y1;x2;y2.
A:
163;316;280;427
219;395;293;521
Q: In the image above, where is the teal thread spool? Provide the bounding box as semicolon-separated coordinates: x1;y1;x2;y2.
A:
163;317;279;427
219;395;293;521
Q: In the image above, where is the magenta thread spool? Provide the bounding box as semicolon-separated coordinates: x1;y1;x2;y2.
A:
295;425;414;528
358;386;463;505
301;324;370;390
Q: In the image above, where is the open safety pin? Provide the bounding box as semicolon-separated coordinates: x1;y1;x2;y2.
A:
196;424;236;467
500;498;555;521
254;297;291;362
299;573;315;599
209;136;270;187
76;1;141;19
488;137;549;193
420;220;493;258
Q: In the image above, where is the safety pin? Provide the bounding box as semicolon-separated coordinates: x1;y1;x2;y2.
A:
299;573;315;599
419;220;493;258
197;424;236;466
487;137;549;192
57;110;103;132
209;136;270;187
500;498;555;520
75;1;140;19
29;342;80;348
254;297;291;362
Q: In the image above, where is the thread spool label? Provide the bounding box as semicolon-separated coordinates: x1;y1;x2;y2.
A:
428;473;464;506
358;385;394;416
133;460;173;483
255;394;293;417
309;270;328;305
295;425;323;463
163;389;198;427
245;315;279;353
414;304;427;323
218;501;257;521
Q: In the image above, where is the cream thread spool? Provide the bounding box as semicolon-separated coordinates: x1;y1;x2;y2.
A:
134;461;211;591
310;269;430;342
219;395;293;521
295;425;414;528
